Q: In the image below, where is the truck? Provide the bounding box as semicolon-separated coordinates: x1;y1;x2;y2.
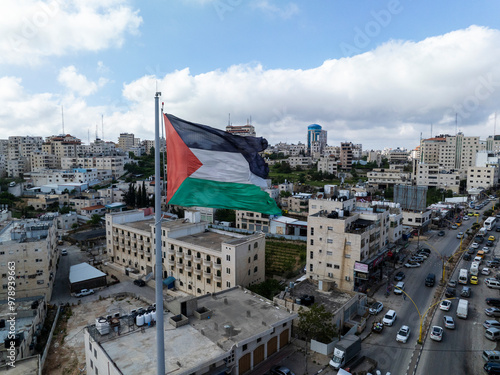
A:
457;298;469;319
458;269;468;284
470;262;479;276
329;335;361;369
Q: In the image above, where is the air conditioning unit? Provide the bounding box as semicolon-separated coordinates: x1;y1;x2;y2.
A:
345;276;350;281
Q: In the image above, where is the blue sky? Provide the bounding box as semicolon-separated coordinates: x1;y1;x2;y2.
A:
2;0;500;150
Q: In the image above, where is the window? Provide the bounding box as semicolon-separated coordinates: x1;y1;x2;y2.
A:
254;254;258;261
327;239;333;244
226;281;231;288
254;266;258;273
226;268;231;274
254;242;258;248
334;265;340;269
94;349;97;358
310;239;314;245
326;263;332;268
226;254;230;261
326;251;333;256
242;344;247;351
310;251;313;259
90;360;93;369
310;227;314;235
248;257;251;263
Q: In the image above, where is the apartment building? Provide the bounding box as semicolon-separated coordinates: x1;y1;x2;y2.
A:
0;215;59;301
28;168;106;187
281;193;311;218
117;133;139;151
0;155;6;178
8;136;43;161
30;151;59;171
105;210;266;296
84;287;296;375
61;155;128;178
287;156;313;169
340;142;353;171
366;167;412;189
386;148;409;164
306;197;391;291
236;211;270;232
467;166;499;191
0;296;46;367
415;163;462;193
317;155;338;175
42;134;81;168
77;138;119;156
226;123;256;137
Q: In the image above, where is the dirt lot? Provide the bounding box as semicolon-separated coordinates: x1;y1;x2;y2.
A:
43;294;151;375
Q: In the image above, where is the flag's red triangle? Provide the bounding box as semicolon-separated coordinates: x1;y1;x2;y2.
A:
165;114;203;201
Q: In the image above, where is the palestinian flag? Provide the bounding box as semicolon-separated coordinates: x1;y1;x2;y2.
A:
165;113;281;215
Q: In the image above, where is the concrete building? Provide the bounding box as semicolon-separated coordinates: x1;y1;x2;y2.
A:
340;142;353;171
61;155;128;178
386;148;410;164
307;124;327;155
30;151;59;171
467;166;499;191
0;155;6;178
105;210;266;296
0;215;59;301
41;134;81;168
415;163;462;193
84;287;296;375
306;197;394;291
117;133;139;152
287;156;313;169
226;123;256;137
366;167;412;189
77;138;120;156
0;296;46;368
236;211;270;232
282;193;312;218
27;168;108;187
317;155;338;175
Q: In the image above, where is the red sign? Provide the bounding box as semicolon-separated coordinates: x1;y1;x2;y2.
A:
387;251;393;257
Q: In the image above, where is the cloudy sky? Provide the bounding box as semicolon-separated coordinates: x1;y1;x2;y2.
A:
2;0;500;150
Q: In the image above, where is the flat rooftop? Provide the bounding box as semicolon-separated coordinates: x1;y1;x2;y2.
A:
175;231;236;251
90;288;296;374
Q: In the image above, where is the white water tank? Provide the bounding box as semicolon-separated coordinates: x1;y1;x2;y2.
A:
136;314;145;327
151;310;156;321
96;317;110;335
144;312;152;325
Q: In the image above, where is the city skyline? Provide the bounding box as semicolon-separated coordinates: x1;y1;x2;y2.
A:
1;1;500;150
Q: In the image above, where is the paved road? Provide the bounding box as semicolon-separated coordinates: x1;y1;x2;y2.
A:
417;201;499;375
362;201;490;375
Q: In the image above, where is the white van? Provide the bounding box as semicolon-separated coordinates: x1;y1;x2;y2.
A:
456;299;468;319
485;327;500;341
458;269;468;285
486;279;500;289
470;262;479;276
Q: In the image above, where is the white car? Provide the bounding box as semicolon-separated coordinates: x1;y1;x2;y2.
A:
463;216;470;221
430;326;444;341
482;247;491;254
456;232;464;239
474;256;483;264
443;315;455;329
383;310;397;326
75;289;94;297
61;249;68;256
439;300;452;311
396;325;411;343
404;262;421;268
369;301;384;315
482;268;492;276
471;242;480;249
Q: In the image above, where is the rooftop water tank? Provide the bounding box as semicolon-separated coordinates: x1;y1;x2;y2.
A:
151;310;156;322
136;314;145;327
144;312;152;325
96;317;110;335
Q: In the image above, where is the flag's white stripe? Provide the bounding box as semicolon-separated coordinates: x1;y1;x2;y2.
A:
190;149;268;189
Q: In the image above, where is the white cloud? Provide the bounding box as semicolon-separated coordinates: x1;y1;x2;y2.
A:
57;66;108;96
0;0;142;65
1;26;500;151
251;1;299;19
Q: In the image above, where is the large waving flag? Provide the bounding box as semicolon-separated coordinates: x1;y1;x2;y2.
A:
165;113;281;215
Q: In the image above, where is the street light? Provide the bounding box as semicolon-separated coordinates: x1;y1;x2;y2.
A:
394;286;457;344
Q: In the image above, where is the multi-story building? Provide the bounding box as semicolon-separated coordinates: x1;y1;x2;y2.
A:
61;156;128;178
307;124;327;155
340;142;353;171
41;134;81;168
8;136;43;161
0;296;46;368
77;138;119;156
226;122;256;137
306;197;393;291
0;155;6;178
105;210;266;296
281;193;311;218
0;139;8;158
352;143;363;160
84;287;296;375
6;158;27;178
415;163;462;193
117;133;139;152
386;148;410;164
27;168;108;187
317;155;338;175
30;151;59;171
287;156;313;169
366;167;412;189
0;214;59;301
236;211;270;232
467;166;499;191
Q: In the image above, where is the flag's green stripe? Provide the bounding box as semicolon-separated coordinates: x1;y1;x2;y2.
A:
169;178;281;215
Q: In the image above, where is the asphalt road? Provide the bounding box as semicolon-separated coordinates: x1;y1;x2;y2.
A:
417;202;499;375
362;201;492;375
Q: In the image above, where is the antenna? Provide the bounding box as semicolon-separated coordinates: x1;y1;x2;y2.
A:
494;112;497;136
95;123;98;141
88;129;90;144
101;114;104;141
61;106;65;134
455;113;458;135
228;113;231;126
430;123;433;138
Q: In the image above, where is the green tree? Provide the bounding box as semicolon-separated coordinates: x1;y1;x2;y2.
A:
280;190;292;198
124;183;136;207
87;214;102;226
298;304;338;374
214;209;236;223
247;279;284;300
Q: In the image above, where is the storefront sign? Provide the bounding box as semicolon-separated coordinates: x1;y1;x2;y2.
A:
354;262;369;273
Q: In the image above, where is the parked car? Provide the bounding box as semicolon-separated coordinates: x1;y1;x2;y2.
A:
471;275;479;284
75;289;94;297
483;320;500;329
394;271;405;281
405;262;421;268
438;230;445;236
490;236;496;242
133;279;146;287
369;301;384;315
410;256;425;263
487;241;495;247
483;268;492;275
430;326;444;341
485;308;500;317
484;362;500;374
396;325;411;343
439;300;452;311
61;249;68;256
394;281;405;295
488;260;500;268
448;280;457;288
270;366;295;375
443;315;455;329
486;298;500;307
451;225;458;229
483;247;491;254
383;310;397;326
445;288;456;298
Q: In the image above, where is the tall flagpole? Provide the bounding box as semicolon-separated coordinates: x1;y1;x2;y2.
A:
154;92;165;375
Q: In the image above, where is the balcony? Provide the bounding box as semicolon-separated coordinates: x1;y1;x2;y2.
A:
213;262;222;270
203;259;212;267
203;270;212;278
175;251;183;259
125;244;131;251
167;259;175;266
137;239;144;245
184;253;192;261
193;257;202;264
185;265;192;272
167;247;175;255
213;274;222;282
194;268;202;275
176;261;183;268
